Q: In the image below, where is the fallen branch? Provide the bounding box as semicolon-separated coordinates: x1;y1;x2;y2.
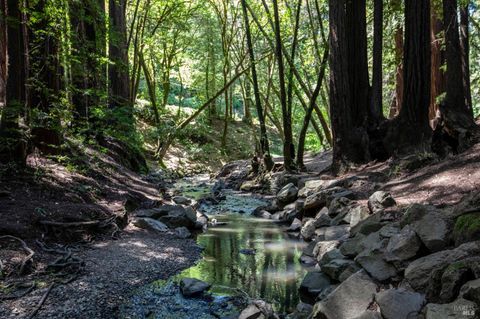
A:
26;283;54;319
0;236;35;275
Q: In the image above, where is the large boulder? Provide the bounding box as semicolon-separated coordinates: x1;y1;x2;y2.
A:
384;225;422;262
179;278;211;297
375;288;425;319
301;219;317;241
313;241;341;263
131;217;168;233
328;197;354;218
172;196;192;205
288;218;303;232
239;300;278;319
368;191;396;213
304;187;355;212
424;298;478;319
321;259;360;282
174;226;191;239
312;270;377;319
299;272;332;304
355;250;398;282
404;241;480;292
460;279;480;304
314;207;332;227
277;183;299;204
401;204;452;252
435;257;480;303
318;249;345;266
298;179;339;198
324;225;350;241
156;205;197;229
453;212;480;246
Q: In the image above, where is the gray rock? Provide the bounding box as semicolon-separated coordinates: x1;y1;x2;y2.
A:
313;241;340;262
174;226;191;239
338;262;362;282
314;207;332;227
322;259;358;281
328;197;354;218
405;241;480;292
352;311;382;319
302;240;319;257
319;248;345;266
179;278;211;297
255;210;272;219
288;218;303;232
355;249;398;282
324;225;350;241
425;298;478;319
340;233;366;258
460;279;480;304
239;304;264;319
132;217;168;233
172;196;192;205
347;206;371;228
304;187;354;212
379;223;400;239
301;219;317;241
368;191;396;213
312;270;377;319
376;288;425;319
437;257;480;303
351;212;386;236
401;204;452;252
299;272;332;303
277;183;299;204
358;231;388;253
287;302;313;319
298;179;339;198
384;225;421;262
239;300;277;319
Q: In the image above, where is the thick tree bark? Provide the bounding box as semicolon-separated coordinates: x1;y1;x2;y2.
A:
437;0;477;152
459;4;473;116
329;0;353;172
240;0;273;170
272;0;295;171
109;0;131;123
0;0;5;108
0;0;27;165
429;5;445;125
346;0;369;127
389;27;404;118
371;0;383;119
385;0;432;155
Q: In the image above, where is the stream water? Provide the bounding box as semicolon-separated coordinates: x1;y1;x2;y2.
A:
121;176;309;318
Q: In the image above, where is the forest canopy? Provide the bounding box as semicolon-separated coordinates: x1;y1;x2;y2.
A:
0;0;479;173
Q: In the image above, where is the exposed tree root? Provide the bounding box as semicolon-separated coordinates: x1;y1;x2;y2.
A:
0;282;36;300
0;235;35;275
26;283;54;319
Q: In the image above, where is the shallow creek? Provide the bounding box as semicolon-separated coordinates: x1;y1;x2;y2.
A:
121;176;310;318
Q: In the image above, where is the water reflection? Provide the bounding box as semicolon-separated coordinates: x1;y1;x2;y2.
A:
177;214;308;313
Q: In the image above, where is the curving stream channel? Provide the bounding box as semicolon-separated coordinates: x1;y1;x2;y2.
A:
121;175;310;318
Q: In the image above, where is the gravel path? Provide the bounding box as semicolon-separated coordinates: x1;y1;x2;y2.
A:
0;226;202;319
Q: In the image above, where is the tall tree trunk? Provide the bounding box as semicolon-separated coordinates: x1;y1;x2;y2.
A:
242;73;252;123
240;0;273;169
459;4;473;116
109;0;131;126
385;0;432;154
0;0;27;165
389;27;404;118
430;5;446;124
0;0;6;109
328;0;352;172
272;0;295;171
28;0;63;154
440;0;477;150
371;0;383;119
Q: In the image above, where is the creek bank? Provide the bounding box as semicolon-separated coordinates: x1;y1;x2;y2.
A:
217;160;480;319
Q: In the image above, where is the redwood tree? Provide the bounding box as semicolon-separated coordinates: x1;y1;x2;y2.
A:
385;0;432;154
0;0;28;165
440;0;477;150
109;0;131;126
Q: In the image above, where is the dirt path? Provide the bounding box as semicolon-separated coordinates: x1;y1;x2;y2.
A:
0;226;202;319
